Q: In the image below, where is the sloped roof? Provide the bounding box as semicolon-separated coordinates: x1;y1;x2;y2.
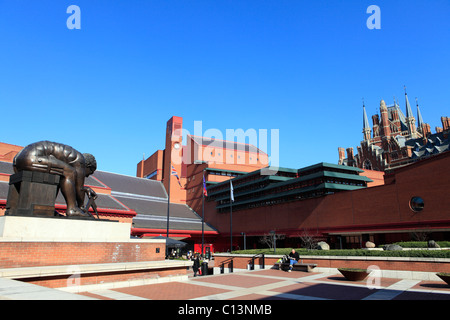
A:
93;170;167;198
190;135;266;155
408;132;450;159
387;104;409;132
0;161;14;175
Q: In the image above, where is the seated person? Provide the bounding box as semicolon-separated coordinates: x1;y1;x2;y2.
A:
288;249;300;272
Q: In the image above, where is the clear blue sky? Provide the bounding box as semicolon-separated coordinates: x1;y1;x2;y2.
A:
0;0;449;176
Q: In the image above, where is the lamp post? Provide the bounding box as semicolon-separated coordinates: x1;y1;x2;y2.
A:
241;232;246;251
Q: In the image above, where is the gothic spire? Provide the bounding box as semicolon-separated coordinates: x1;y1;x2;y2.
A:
416;97;424;128
363;99;370;130
404;86;414;119
362;99;371;141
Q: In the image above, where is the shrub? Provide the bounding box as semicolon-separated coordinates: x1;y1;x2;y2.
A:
230;248;450;258
379;241;450;248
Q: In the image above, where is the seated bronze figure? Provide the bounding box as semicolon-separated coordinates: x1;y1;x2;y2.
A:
13;141;97;217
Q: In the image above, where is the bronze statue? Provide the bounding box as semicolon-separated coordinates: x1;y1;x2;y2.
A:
13;141;97;217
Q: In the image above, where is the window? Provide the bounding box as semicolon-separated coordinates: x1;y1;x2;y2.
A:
410;196;424;212
363;160;372;170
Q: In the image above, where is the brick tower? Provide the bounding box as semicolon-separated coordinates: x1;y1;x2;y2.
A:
163;116;185;203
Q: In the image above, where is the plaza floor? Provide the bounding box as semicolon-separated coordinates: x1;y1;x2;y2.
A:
76;268;450;301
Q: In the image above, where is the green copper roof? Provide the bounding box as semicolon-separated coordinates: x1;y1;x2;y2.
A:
298;162;364;173
216;182;365;210
205;167;249;175
209;168;372;200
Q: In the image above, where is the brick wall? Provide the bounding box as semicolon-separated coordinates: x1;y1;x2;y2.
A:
0;241;165;268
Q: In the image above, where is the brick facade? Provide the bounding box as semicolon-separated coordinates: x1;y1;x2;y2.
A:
0;241;165;269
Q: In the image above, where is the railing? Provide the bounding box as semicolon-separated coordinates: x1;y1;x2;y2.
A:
250;253;265;271
220;257;234;274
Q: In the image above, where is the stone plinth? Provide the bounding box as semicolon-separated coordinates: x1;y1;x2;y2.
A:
6;171;60;217
0;216;175;290
0;215;131;242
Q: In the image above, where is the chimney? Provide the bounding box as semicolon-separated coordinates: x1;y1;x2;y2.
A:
346;148;354;161
442;116;450;131
380;100;391;138
338;147;346;165
372;114;380;137
422;124;431;144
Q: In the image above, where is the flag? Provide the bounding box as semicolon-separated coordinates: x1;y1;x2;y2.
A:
203;175;208;197
171;165;182;187
230;180;234;202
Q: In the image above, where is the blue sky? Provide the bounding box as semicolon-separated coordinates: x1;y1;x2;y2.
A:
0;0;449;176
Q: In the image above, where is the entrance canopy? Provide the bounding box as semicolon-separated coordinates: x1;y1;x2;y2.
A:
152;235;187;248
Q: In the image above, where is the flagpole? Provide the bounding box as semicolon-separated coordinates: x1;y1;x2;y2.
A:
230;200;233;253
202;170;205;259
230;180;233;253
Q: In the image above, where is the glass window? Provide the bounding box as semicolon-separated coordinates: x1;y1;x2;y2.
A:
410;196;424;212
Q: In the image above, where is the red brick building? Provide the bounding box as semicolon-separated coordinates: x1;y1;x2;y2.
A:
204;151;450;251
136;116;269;214
339;90;449;171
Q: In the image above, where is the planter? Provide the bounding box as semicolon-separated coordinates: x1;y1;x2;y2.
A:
338;268;370;281
436;273;450;286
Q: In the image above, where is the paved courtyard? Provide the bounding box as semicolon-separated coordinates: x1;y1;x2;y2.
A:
77;269;450;300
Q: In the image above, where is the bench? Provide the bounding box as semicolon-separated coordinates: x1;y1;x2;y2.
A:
275;262;317;272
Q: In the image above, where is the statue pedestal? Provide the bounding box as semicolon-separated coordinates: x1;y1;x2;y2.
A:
6;171;60;217
0;215;189;291
0;215;131;242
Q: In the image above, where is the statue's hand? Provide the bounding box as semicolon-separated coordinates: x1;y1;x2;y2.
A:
83;186;98;199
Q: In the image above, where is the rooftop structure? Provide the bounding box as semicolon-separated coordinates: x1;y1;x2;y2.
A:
339;89;449;171
207;163;373;213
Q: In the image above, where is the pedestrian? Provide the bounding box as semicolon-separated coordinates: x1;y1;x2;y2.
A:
192;253;201;277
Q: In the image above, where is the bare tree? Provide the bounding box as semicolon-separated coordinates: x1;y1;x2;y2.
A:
410;230;429;242
297;229;318;250
259;233;285;250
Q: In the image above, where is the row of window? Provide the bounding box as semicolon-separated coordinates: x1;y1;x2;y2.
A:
207;151;260;161
211;175;366;205
217;190;328;213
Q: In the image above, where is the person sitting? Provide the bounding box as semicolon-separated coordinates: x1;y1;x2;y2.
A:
288;249;300;272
